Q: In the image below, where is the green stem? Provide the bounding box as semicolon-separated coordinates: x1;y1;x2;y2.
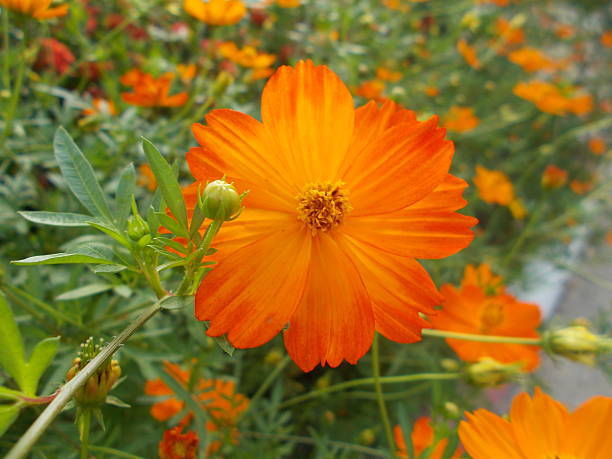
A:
2;9;9;89
249;355;292;405
88;446;146;459
503;197;546;267
79;409;91;459
5;300;164;459
1;27;25;149
372;333;395;456
280;372;459;408
422;328;541;345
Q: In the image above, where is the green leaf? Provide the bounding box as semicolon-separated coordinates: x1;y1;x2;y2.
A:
12;253;117;266
0;386;23;401
54;127;113;222
56;283;112;301
18;211;94;227
115;163;136;230
160;296;194;311
141;138;187;230
155;212;189;238
0;295;26;389
23;337;60;396
105;395;131;408
91;264;127;273
0;404;20;437
87;221;129;246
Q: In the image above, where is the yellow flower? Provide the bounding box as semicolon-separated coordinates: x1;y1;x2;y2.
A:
184;0;246;26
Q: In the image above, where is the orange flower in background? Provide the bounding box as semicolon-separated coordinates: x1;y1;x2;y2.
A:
459;388;612;459
0;0;68;19
555;24;575;39
541;165;568;189
185;60;477;371
588;137;606;155
145;361;249;429
82;98;117;117
444;106;480;133
354;79;387;102
376;66;402;82
457;39;481;69
569;179;593;195
159;425;199;459
395;417;461;459
473;166;514;206
276;0;301;7
430;265;541;371
494;18;524;49
184;0;246;26
177;63;197;84
461;263;504;295
424;86;439;97
218;42;276;69
601;30;612;48
508;198;527;220
121;69;188;107
508;47;558;73
513;81;593;116
138;164;158;192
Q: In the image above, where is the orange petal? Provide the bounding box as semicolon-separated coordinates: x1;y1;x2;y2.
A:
409;174;470;212
162;92;189;107
283;233;374;371
260;60;355;181
459;409;522;459
191;109;296;211
34;4;69;19
565;396;612;458
151;398;185;422
344;115;454;216
340;235;441;343
196;225;311;348
343;207;477;260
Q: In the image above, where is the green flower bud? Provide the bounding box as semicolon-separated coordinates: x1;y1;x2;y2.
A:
127;214;150;242
543;325;610;366
464;357;523;387
200;180;241;221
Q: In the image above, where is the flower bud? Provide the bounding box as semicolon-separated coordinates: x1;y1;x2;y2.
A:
127;214;150;242
444;401;460;419
464;357;523;387
543;325;610;365
359;428;376;445
200;180;241;221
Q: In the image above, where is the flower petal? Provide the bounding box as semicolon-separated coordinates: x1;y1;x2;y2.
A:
565;396;612;458
283;233;374;371
261;60;355;181
344;115;454;216
191;109;296;211
196;225;311;348
340;235;441;343
459;410;522;459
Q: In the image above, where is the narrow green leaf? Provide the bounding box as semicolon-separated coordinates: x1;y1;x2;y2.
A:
0;404;20;437
160;296;194;310
12;253;117;266
18;211;94;227
155;212;189;238
115;163;136;230
91;264;127;273
56;283;112;301
0;294;26;389
54;127;113;222
0;386;22;401
23;336;60;396
87;221;129;246
141;138;187;230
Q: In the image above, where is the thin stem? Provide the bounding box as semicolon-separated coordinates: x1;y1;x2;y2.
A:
280;373;459;408
372;333;395;456
422;328;541;345
5;300;164;459
1;27;25;148
503;197;546;267
249;355;292;405
2;9;10;89
79;409;91;459
88;446;146;459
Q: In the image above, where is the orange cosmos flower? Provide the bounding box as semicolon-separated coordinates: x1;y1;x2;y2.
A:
120;69;188;107
276;0;301;7
218;42;276;69
457;39;481;69
444;106;480;133
145;361;249;429
588;137;606;155
508;47;558;73
185;60;477;372
541;165;568;189
395;417;461;459
569;179;593;195
159;425;199;459
473;166;514;206
461;263;503;295
0;0;68;19
459;387;612;459
494;18;524;47
430;264;541;371
354;79;387;102
601;30;612;48
513;81;593;116
184;0;246;26
376;66;402;82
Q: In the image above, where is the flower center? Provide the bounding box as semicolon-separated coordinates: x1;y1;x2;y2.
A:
296;181;352;234
479;300;504;334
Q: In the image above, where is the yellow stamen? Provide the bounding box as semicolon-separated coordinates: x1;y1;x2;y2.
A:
296;181;351;235
480;301;504;334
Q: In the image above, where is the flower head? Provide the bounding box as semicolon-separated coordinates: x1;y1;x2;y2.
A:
508;47;558;73
541;165;568;189
459;388;612;459
473;165;514;205
395;417;461;459
457;39;481;69
430;264;541;370
185;60;477;371
35;38;74;75
444;106;479;133
218;42;276;69
184;0;246;26
0;0;68;19
588;137;606;155
121;69;188;107
159;425;199;459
